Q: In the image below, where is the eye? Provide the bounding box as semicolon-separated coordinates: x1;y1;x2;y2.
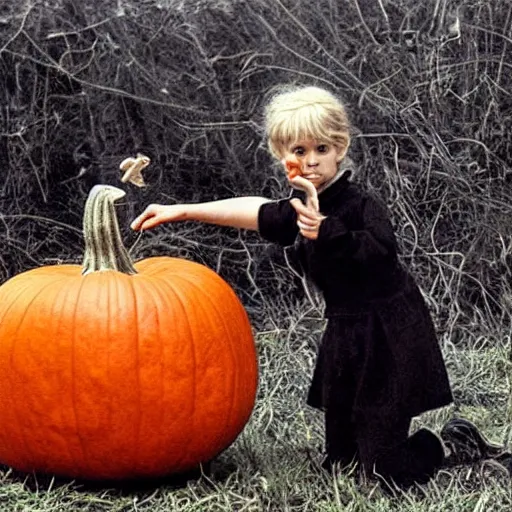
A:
293;146;305;156
317;144;329;153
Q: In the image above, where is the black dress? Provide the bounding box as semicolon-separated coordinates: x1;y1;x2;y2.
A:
257;172;453;469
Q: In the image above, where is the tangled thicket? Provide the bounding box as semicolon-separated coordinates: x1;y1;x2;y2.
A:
1;0;511;336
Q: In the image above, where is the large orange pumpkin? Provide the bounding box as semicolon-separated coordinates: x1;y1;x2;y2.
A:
0;185;258;480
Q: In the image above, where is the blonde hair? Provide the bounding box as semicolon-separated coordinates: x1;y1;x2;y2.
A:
264;86;351;159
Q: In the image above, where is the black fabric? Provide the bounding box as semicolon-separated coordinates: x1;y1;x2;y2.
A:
258;174;453;475
259;174;411;305
374;428;446;490
307;280;453;421
323;405;411;472
257;188;302;246
323;411;446;489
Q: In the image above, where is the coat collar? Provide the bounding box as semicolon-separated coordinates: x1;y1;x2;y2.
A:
317;168;351;194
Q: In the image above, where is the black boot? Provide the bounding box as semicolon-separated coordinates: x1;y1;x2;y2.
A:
375;428;445;491
494;452;512;476
440;418;507;466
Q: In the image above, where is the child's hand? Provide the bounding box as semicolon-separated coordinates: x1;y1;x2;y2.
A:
286;167;323;238
130;204;186;231
289;197;325;240
289;175;320;212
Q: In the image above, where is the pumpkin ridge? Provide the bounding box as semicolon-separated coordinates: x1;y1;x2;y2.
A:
52;276;85;473
137;275;175;469
134;257;198;277
138;276;166;465
2;288;41;470
3;276;70;471
174;281;198;467
69;275;91;473
197;280;240;445
154;275;198;467
0;276;50;328
96;271;143;475
127;275;143;472
155;269;255;455
139;269;195;465
164;271;241;442
106;273;114;454
99;272;117;473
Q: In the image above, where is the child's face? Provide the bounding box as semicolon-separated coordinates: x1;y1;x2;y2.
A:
282;138;346;189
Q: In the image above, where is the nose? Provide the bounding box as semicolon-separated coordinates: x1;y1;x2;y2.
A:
304;151;318;167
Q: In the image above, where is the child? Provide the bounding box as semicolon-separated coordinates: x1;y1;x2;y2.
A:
131;86;509;488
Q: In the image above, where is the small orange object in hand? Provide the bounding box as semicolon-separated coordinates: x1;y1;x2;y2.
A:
285;157;320;214
285;158;303;179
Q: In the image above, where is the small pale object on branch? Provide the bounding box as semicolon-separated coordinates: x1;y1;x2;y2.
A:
447;16;461;39
119;153;150;187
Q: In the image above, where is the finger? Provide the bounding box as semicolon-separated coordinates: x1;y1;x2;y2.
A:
298;223;318;232
139;218;160;231
297;215;319;228
290;197;303;208
290;198;312;216
130;216;145;231
130;210;155;230
297;211;320;229
139;213;168;231
290;176;319;211
290;176;316;196
299;228;319;240
306;195;320;213
290;199;323;221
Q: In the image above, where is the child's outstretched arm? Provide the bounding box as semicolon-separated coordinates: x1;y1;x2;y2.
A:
130;196;271;232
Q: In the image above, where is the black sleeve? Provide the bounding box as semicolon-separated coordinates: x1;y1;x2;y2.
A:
314;195;397;263
257;190;304;247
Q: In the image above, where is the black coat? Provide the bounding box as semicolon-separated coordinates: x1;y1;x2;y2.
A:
258;173;453;428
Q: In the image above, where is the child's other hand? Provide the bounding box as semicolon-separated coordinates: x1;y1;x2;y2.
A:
290;198;325;240
289;175;320;212
130;204;186;231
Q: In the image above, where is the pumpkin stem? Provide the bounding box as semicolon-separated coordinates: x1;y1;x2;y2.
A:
82;185;137;275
